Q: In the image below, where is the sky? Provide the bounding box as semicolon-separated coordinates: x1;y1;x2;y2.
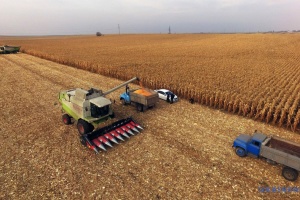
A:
1;0;299;35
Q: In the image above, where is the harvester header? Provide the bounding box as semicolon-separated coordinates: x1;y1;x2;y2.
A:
80;117;143;153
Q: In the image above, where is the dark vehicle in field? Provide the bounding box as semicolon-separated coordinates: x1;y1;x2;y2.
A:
0;45;20;54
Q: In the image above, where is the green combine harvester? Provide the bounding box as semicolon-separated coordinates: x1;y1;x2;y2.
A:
58;77;144;153
0;45;21;54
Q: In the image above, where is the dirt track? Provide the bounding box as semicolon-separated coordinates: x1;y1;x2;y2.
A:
1;54;299;199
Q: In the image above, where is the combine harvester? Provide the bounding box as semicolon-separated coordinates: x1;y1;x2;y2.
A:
58;77;149;153
0;45;21;54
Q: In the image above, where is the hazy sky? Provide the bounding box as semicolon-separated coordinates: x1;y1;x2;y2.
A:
1;0;299;35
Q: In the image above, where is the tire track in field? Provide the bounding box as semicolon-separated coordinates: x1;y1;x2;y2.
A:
2;54;74;88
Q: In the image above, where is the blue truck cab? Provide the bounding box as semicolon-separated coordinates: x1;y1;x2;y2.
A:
120;91;131;104
233;133;267;157
120;85;131;104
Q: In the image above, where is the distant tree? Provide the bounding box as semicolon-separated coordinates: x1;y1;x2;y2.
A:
96;32;103;36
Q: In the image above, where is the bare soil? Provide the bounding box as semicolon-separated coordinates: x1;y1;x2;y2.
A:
1;54;299;199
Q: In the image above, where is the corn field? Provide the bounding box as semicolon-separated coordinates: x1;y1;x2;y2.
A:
3;34;300;131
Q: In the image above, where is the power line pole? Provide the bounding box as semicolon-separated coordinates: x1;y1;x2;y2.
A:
168;26;171;34
118;24;120;35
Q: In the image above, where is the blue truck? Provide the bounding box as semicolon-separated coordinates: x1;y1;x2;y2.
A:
120;85;159;112
233;131;300;181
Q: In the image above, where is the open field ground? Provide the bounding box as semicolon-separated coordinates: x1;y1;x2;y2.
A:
2;34;300;132
0;54;300;199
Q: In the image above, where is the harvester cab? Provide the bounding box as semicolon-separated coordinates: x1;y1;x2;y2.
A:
59;87;115;135
58;77;144;153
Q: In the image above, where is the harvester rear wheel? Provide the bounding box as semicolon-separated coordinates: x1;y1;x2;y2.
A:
62;114;71;125
77;120;93;135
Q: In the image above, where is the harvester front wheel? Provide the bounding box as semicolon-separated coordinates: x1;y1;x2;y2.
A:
62;114;71;125
77;120;93;135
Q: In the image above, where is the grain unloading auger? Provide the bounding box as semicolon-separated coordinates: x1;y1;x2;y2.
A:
58;77;144;153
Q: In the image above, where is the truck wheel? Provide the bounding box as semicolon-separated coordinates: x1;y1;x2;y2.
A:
235;147;246;157
62;114;71;125
282;166;298;181
77;120;93;135
136;103;144;112
121;98;126;105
